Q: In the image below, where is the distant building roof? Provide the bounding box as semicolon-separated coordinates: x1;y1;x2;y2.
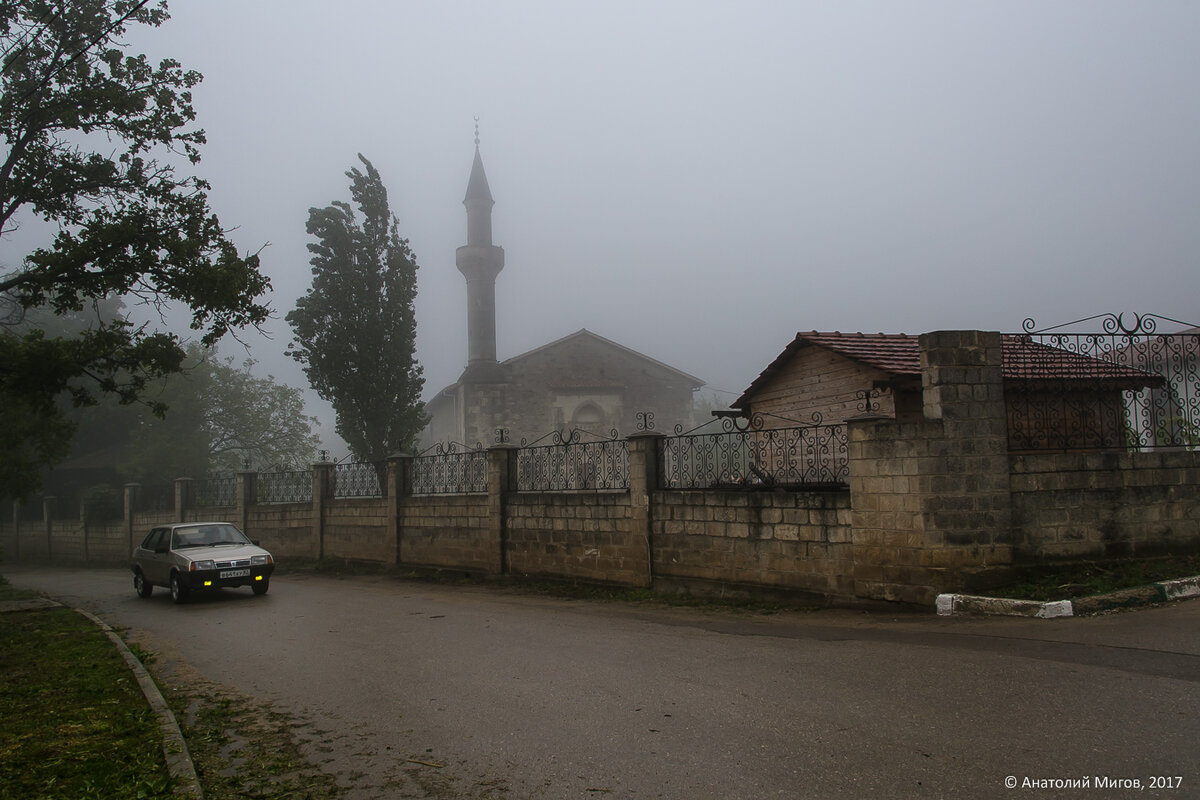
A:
735;331;1163;409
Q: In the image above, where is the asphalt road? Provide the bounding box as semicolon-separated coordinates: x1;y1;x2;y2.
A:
6;566;1199;799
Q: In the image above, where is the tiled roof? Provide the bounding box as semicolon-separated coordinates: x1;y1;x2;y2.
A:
734;331;1162;409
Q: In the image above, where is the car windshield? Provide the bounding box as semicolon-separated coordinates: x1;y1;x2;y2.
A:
171;524;251;549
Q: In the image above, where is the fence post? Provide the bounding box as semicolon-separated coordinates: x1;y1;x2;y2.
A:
124;483;140;554
313;462;334;560
42;496;54;560
486;445;518;576
174;477;193;523
387;454;412;566
236;471;256;538
10;500;19;560
80;493;90;564
627;432;664;589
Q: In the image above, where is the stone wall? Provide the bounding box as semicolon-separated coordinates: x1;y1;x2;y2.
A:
324;499;390;562
399;494;492;572
247;503;316;560
4;330;1197;608
505;492;641;584
650;490;853;600
1010;450;1200;560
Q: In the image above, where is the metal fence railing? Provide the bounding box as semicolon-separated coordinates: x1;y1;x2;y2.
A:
333;461;384;498
256;470;312;504
659;417;850;490
1007;314;1200;452
194;476;236;507
411;444;488;495
516;433;630;492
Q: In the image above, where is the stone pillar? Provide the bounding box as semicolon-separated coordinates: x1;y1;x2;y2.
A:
627;432;665;588
313;462;334;560
486;445;519;576
124;483;140;554
236;471;256;537
849;331;1013;605
387;454;413;566
10;500;20;560
42;496;54;560
174;477;193;523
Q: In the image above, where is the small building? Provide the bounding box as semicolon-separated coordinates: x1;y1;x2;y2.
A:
733;331;1162;451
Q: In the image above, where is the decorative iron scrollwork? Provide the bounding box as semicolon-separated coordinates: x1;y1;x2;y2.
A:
1010;314;1200;452
412;441;488;495
516;428;629;491
659;422;849;490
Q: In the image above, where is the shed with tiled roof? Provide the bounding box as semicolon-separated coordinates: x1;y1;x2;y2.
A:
734;331;1163;451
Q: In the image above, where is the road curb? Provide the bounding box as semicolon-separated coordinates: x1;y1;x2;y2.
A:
936;573;1200;618
73;608;204;799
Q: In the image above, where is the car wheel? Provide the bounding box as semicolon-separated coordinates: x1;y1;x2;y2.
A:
251;579;269;596
134;571;153;599
169;572;189;604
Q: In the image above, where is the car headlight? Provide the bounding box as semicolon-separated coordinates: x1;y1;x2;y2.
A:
251;555;272;566
191;560;215;571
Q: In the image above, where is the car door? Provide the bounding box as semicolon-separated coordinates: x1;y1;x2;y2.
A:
141;528;169;586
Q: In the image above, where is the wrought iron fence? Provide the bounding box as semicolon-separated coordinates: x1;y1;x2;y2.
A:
516;429;630;491
333;461;384;498
412;443;488;495
141;483;175;513
659;414;850;489
1007;314;1200;451
195;476;236;507
257;470;312;504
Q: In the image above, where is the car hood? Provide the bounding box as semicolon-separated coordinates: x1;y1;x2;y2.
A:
175;543;270;562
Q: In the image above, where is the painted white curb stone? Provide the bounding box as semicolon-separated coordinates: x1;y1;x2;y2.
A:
1158;576;1200;599
935;593;1074;618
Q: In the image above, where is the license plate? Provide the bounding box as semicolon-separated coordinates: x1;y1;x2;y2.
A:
220;569;251;579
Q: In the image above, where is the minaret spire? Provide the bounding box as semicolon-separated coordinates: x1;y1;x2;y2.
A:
456;121;506;380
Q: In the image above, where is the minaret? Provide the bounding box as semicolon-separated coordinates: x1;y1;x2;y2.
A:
456;122;506;381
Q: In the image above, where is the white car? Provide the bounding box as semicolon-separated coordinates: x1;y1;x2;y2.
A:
131;522;274;603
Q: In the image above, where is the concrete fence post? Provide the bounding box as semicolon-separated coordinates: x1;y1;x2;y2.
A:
387;454;413;566
124;483;140;554
10;500;20;560
174;477;193;523
486;445;519;576
627;432;665;588
313;462;334;560
236;471;256;538
42;496;54;560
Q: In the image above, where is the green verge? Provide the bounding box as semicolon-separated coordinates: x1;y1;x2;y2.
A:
0;578;174;800
985;553;1200;602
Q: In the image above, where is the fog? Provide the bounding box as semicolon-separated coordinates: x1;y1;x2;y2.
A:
63;2;1200;451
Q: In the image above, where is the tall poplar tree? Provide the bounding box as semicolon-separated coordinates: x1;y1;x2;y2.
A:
286;155;425;463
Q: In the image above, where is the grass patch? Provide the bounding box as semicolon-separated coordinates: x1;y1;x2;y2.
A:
0;595;174;799
0;574;38;602
985;554;1200;601
159;680;344;800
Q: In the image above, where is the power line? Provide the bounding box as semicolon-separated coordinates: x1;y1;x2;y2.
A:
4;0;154;106
0;2;63;70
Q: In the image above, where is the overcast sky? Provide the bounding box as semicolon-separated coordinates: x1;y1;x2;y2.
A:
109;1;1200;450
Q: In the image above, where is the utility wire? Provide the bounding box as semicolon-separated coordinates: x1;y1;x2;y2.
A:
4;0;153;106
0;2;63;69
